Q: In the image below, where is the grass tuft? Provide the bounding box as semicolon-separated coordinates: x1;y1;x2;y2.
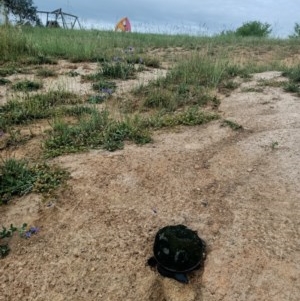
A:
0;91;81;129
11;80;42;92
0;158;68;204
221;119;243;130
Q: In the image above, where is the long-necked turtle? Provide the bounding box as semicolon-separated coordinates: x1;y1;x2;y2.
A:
148;224;206;284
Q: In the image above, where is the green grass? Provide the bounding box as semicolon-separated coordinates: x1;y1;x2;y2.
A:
0;91;81;129
0;78;11;85
283;82;300;93
221;119;244;130
131;53;229;112
11;80;43;91
36;68;57;77
44;110;151;156
44;107;218;157
0;158;69;204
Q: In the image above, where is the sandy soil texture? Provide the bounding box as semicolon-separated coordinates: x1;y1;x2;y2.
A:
0;70;299;301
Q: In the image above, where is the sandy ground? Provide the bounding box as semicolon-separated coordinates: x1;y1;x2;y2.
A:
0;70;300;300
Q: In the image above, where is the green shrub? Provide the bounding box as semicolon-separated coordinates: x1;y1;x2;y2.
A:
235;21;272;37
289;23;300;38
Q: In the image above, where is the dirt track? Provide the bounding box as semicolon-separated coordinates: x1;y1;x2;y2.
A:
0;71;299;300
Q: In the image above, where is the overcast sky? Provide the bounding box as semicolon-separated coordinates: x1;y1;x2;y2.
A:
34;0;300;37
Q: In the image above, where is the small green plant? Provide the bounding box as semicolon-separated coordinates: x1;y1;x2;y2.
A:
283;82;300;93
32;163;69;194
12;80;42;92
241;87;264;93
141;107;219;129
0;244;10;258
92;80;116;92
219;80;240;94
0;91;80;129
0;224;18;239
0;78;11;85
36;68;56;77
282;66;300;82
87;95;106;104
0;158;69;204
271;141;279;149
0;67;17;77
143;89;175;110
257;79;284;88
67;70;80;77
101;61;136;79
0;159;36;204
221;119;243;130
61;105;96;116
24;55;57;65
44;110;151;156
0;224;17;258
0;223;39;258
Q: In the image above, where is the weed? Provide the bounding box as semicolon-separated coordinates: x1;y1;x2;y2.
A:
283;82;300;93
241;87;264;93
23;55;57;65
11;80;42;92
257;79;284;88
44;110;151;156
0;78;11;85
225;65;251;79
282;66;300;82
101;61;136;79
219;80;240;94
221;119;243;130
0;224;17;258
32;163;69;194
4;128;32;148
0;158;69;204
142;107;219;129
0;67;17;77
271;141;279;149
143;89;176;110
36;68;56;77
0;223;39;258
0;91;80;128
0;244;10;258
92;80;116;92
0;224;18;239
61;105;96;116
87;95;106;104
82;71;103;82
0;159;36;203
67;70;80;77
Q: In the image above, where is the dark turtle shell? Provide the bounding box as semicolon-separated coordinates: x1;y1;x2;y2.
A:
153;224;205;273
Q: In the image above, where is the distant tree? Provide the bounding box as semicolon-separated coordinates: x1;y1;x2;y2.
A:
3;0;41;25
235;21;272;37
289;23;300;38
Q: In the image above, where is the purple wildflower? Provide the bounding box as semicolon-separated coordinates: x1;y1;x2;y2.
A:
29;227;40;234
24;231;32;238
101;88;113;95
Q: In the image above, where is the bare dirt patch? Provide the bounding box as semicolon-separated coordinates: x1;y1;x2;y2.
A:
0;71;299;301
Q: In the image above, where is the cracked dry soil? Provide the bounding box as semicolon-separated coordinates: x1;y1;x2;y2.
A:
0;71;299;301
